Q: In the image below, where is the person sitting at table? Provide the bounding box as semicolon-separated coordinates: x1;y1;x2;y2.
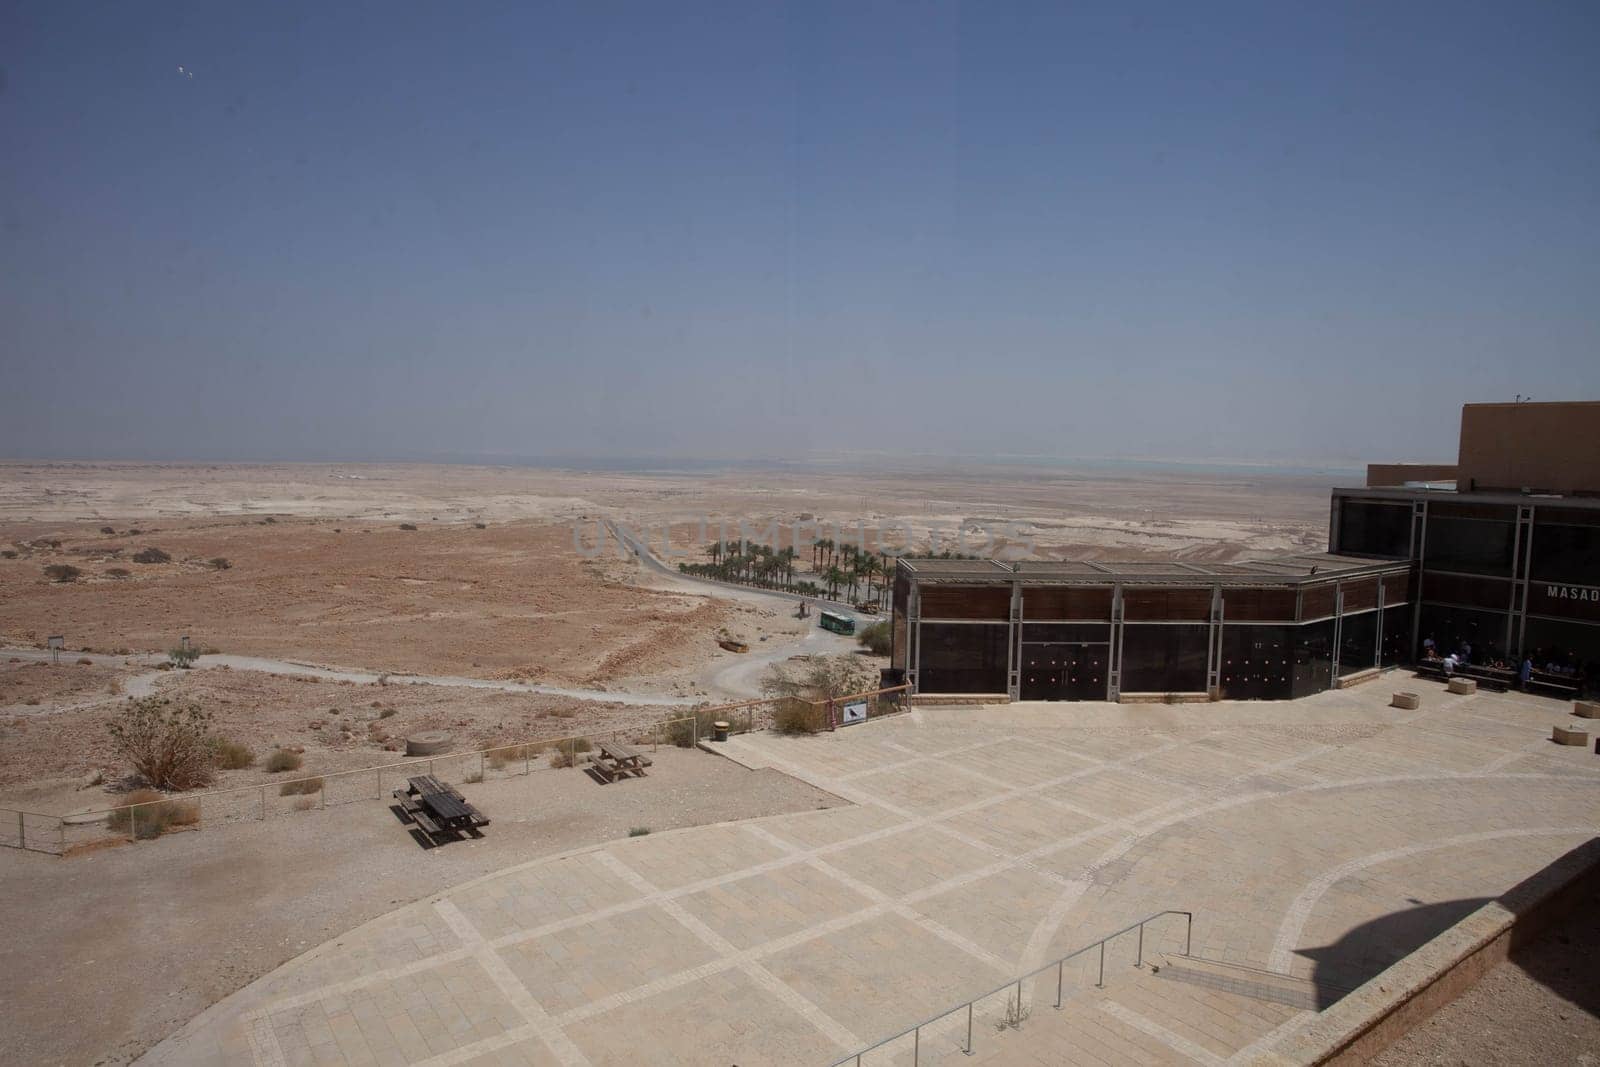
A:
1422;635;1436;657
1442;652;1458;676
1519;655;1533;690
1459;641;1472;664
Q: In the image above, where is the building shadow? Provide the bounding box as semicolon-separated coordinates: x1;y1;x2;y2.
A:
1295;897;1491;1008
1294;839;1600;1013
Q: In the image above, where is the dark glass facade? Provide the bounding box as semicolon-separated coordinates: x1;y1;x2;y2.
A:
1338;610;1379;675
1120;624;1209;694
1338;501;1412;559
1423;513;1515;577
1292;620;1336;697
1530;511;1600;585
917;623;1008;694
1218;626;1294;700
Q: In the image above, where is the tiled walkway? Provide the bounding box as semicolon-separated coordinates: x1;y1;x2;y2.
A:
142;683;1600;1066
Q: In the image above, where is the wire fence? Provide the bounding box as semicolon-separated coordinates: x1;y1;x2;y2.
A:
1;685;910;857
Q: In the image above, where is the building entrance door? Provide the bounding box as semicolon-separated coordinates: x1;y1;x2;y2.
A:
1019;642;1109;701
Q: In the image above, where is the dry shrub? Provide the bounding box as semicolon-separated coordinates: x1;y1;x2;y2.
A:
76;657;93;666
379;707;397;718
44;563;82;582
214;740;254;769
132;547;171;564
105;789;200;840
398;523;418;531
628;827;651;837
100;526;116;535
106;567;131;579
208;557;232;570
548;749;576;769
773;697;825;735
548;706;577;719
265;750;303;773
463;771;484;784
279;776;323;796
856;620;892;656
487;743;540;769
667;709;721;748
293;797;318;811
106;696;216;790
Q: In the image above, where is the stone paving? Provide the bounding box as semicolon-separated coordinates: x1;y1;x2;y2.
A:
141;682;1600;1066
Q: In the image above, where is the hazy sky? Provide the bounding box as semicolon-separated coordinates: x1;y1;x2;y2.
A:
3;2;1597;466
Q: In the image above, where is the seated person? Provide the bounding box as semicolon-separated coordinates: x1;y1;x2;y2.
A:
1441;652;1458;676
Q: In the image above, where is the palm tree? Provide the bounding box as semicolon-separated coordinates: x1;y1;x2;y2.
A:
823;565;845;601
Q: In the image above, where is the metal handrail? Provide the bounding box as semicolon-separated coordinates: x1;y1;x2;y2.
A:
828;909;1193;1066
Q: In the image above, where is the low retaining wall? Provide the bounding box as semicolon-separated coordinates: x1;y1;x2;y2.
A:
1249;837;1600;1066
910;693;1010;707
1119;692;1212;705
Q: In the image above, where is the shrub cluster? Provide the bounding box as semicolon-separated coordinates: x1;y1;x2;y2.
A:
279;776;323;796
856;620;892;656
132;547;171;564
106;697;216;791
44;563;82;582
265;750;303;773
105;789;201;840
213;740;255;769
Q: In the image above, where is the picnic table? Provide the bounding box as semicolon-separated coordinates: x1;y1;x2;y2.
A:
392;775;490;841
586;740;653;783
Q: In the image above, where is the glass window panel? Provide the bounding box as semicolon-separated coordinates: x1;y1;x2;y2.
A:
1529;519;1600;585
917;623;1008;693
1338;611;1378;675
1337;501;1412;558
1120;624;1209;693
1423;515;1515;576
1381;603;1414;667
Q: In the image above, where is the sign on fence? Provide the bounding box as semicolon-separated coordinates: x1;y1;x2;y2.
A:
841;700;868;726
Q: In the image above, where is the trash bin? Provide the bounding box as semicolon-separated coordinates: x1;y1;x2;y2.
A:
713;720;730;743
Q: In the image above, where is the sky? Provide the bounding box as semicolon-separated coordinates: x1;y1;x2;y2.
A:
2;1;1597;467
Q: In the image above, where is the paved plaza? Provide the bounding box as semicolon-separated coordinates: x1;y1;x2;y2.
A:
143;682;1600;1066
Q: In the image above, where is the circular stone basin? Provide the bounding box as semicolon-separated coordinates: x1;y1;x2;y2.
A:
63;809;110;826
405;731;454;757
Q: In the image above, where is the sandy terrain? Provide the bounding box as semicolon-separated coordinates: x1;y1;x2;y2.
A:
0;748;844;1067
0;458;1331;815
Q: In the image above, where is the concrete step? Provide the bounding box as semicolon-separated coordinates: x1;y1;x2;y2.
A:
1151;953;1349;1010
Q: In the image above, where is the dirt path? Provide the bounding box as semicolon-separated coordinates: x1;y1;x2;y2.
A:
0;747;844;1067
1;646;698;706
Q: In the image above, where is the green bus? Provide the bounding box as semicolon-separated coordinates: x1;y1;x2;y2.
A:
819;610;856;636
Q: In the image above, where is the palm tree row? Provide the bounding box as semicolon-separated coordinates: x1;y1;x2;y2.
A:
683;536;983;609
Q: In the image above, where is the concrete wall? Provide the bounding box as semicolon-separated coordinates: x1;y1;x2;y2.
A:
1457;401;1600;494
1366;463;1457;487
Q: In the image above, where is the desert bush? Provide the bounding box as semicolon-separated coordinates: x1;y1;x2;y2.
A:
168;646;200;668
262;516;276;523
213;740;254;769
463;771;483;784
0;550;16;559
773;697;825;735
105;789;201;840
378;707;397;718
398;523;418;531
487;743;540;769
100;526;116;535
628;827;651;837
132;547;171;564
763;654;877;703
208;557;232;570
106;696;216;790
279;776;323;796
667;708;722;748
473;522;487;529
75;656;93;666
44;563;82;582
293;797;318;811
856;620;892;656
106;567;131;578
548;749;576;768
265;750;303;773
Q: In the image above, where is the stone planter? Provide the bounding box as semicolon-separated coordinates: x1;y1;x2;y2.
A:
1552;725;1588;747
1391;692;1420;710
1446;677;1477;696
1573;701;1600;720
